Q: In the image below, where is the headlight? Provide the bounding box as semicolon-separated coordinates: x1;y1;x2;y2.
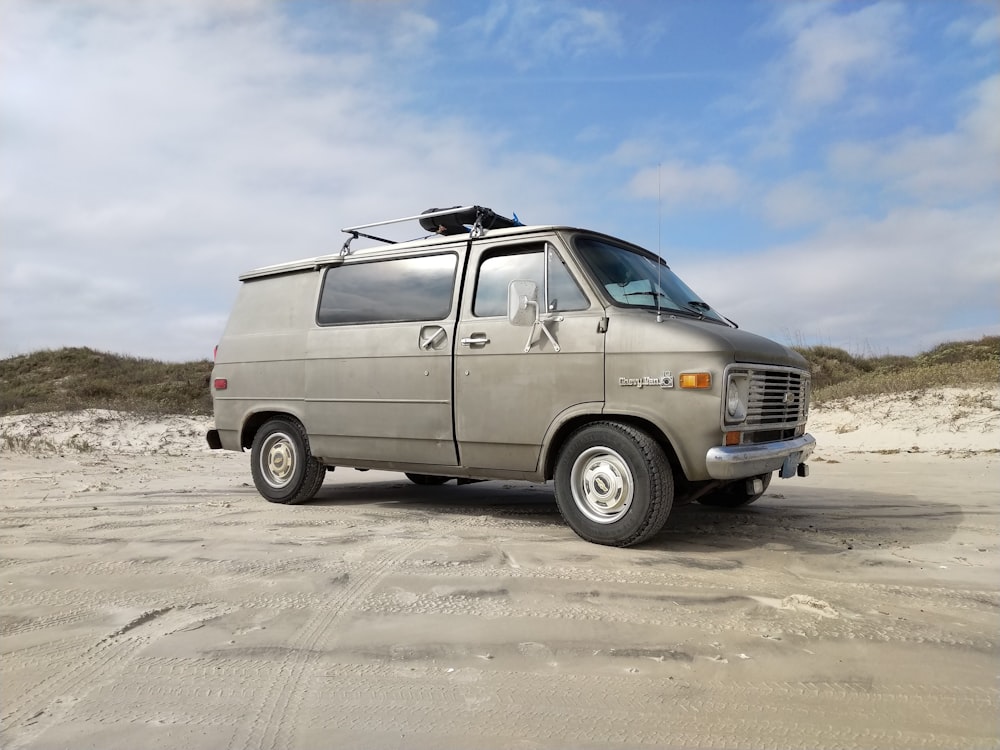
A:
726;381;740;415
725;373;748;423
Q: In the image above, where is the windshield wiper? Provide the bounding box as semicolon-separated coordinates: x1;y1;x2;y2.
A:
686;300;738;328
624;290;666;300
621;292;726;324
679;300;709;319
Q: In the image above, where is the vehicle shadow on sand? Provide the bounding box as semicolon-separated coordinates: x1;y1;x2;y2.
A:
303;476;963;556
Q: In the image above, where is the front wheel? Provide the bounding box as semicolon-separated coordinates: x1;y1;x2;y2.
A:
553;422;673;547
699;472;772;507
250;417;326;504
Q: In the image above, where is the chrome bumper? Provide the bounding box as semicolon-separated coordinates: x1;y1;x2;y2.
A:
705;434;816;480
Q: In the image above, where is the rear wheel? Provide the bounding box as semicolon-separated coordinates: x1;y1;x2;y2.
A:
699;472;772;507
404;473;451;486
250;417;326;504
553;422;673;547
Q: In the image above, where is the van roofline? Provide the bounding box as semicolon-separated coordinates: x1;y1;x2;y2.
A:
238;224;617;281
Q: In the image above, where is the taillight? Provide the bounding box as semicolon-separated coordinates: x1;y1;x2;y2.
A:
214;378;228;390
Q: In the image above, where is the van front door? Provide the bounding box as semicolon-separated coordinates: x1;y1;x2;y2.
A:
305;250;462;467
454;240;605;473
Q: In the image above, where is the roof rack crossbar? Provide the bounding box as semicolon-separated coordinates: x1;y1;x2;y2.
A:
339;205;519;256
342;206;477;234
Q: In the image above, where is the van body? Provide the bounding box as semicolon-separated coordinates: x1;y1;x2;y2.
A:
208;207;814;546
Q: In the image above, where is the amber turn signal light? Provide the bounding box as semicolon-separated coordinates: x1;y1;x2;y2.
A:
679;372;712;389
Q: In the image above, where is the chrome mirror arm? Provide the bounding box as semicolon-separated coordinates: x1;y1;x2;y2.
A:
522;301;563;353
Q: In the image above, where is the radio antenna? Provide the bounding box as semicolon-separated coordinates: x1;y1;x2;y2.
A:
656;162;663;323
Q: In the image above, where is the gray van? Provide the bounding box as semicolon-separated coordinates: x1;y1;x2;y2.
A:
207;206;814;547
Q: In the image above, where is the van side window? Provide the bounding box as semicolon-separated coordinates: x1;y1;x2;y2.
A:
473;245;589;317
317;253;458;325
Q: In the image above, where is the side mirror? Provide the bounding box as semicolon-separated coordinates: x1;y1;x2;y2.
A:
507;280;538;327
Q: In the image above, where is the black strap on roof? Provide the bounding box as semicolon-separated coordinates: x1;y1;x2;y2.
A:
339;230;397;256
419;206;520;236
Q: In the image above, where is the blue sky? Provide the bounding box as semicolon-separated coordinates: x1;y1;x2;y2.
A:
1;0;997;360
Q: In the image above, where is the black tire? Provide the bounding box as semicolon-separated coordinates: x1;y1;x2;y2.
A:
553;422;673;547
250;417;326;505
404;473;451;486
699;472;772;508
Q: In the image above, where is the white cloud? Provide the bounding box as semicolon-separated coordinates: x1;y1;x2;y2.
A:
829;74;1000;201
606;138;660;167
677;204;1000;354
743;2;911;158
628;161;743;209
947;11;1000;48
385;9;440;57
761;176;839;228
460;0;622;70
774;1;907;108
970;14;1000;46
0;1;590;360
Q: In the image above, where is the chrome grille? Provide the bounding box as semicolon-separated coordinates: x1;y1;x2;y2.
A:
746;368;809;429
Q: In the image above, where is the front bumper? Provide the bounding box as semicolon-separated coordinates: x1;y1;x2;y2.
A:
705;434;816;480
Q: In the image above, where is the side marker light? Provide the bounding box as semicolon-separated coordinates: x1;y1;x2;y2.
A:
679;372;712;389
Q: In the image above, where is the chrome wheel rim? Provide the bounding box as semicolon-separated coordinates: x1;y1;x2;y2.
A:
259;431;296;489
570;447;634;524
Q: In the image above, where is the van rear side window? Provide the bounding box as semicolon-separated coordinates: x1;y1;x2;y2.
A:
317;253;458;325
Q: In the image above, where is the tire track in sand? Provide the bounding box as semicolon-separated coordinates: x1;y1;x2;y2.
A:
0;603;225;750
225;538;425;750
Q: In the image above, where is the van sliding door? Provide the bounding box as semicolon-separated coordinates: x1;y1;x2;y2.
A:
304;250;462;467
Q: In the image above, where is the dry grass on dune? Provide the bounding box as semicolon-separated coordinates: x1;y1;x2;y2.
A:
0;347;213;416
794;336;998;403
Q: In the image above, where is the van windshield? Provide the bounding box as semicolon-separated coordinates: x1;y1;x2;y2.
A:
574;235;729;324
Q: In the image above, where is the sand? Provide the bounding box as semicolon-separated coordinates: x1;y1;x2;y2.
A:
1;386;997;749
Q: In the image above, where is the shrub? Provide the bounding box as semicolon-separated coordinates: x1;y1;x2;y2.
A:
795;336;998;403
0;347;213;416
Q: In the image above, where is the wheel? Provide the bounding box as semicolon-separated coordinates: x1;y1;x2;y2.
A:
553;422;673;547
699;472;772;508
250;417;326;504
404;473;451;486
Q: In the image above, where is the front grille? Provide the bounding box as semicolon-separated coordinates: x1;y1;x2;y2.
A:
745;368;809;430
743;427;800;444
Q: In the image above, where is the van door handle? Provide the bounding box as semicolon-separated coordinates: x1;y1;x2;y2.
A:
460;334;490;346
419;326;447;350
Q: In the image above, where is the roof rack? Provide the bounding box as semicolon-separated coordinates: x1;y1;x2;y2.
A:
339;205;520;256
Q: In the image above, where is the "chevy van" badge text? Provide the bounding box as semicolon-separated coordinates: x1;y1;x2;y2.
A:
619;372;673;389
